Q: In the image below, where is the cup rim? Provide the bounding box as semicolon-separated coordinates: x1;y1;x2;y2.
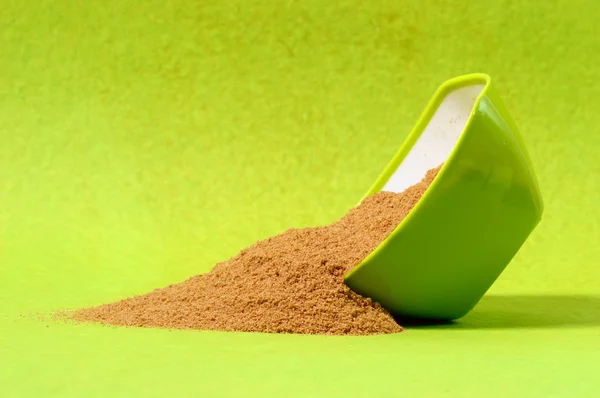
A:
345;73;492;281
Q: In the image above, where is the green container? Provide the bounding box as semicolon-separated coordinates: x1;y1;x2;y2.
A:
344;74;544;320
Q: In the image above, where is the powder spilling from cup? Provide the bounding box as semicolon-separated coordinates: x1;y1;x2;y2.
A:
67;166;441;335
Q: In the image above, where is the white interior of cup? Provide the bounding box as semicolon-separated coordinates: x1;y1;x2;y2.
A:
382;84;485;193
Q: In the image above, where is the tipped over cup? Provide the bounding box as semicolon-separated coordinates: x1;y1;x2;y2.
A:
344;73;543;321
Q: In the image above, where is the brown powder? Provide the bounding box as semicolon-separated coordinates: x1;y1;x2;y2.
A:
69;166;441;335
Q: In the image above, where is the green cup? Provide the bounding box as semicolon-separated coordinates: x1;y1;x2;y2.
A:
344;73;544;320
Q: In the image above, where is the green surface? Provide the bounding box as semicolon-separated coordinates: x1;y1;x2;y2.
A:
346;75;545;319
1;1;599;397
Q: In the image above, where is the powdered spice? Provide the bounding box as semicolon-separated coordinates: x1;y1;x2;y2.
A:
69;166;441;335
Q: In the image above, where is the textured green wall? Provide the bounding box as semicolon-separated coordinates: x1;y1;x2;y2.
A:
1;1;599;396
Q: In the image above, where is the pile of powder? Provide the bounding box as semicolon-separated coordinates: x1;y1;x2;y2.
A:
69;166;441;335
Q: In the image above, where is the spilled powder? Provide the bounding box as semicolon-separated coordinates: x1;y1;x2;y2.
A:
69;166;441;335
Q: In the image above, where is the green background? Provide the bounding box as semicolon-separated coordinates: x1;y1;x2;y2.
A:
1;1;599;396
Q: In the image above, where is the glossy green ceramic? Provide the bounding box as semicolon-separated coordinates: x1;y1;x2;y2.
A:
345;74;544;320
